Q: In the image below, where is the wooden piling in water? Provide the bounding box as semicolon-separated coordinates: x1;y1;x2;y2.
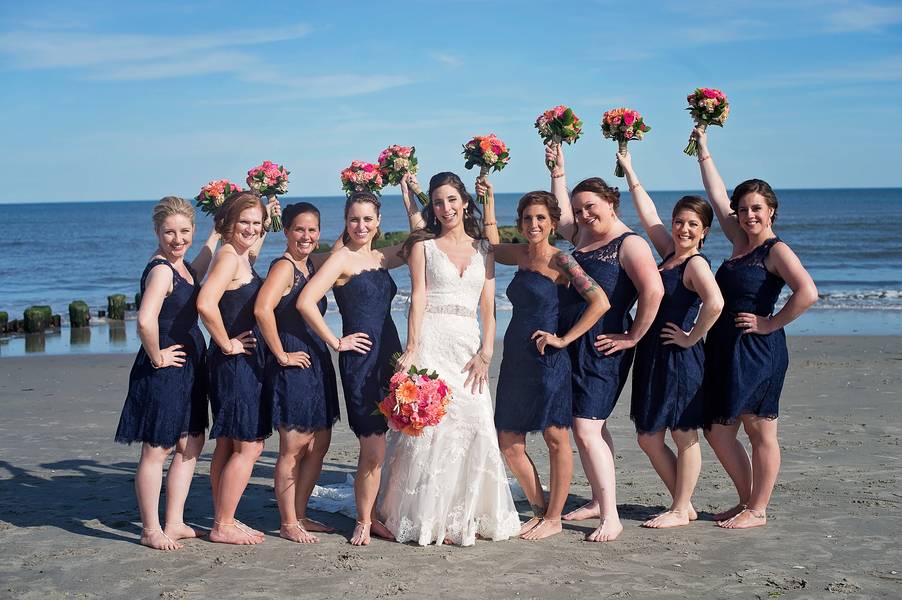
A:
69;300;90;328
107;294;126;320
24;305;52;333
0;311;7;333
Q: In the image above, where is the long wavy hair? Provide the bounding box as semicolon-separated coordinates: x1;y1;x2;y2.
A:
399;172;483;260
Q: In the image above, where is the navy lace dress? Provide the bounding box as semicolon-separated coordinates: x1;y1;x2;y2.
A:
116;259;208;447
704;238;787;425
630;254;708;434
495;269;572;433
265;257;340;432
208;270;271;441
332;269;401;437
559;232;639;420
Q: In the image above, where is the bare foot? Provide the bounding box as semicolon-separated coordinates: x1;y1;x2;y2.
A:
689;504;698;521
713;503;746;522
562;501;600;521
141;528;182;551
299;517;335;533
718;508;766;529
209;521;264;545
370;520;395;541
234;519;265;540
350;521;371;546
442;537;455;545
518;516;542;537
642;510;690;529
163;522;202;541
521;518;562;541
280;522;319;544
586;517;623;542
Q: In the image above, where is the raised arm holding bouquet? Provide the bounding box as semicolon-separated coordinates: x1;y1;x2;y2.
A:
683;88;729;156
462;133;510;203
601;108;650;177
535;105;583;170
378;145;428;207
246;161;289;231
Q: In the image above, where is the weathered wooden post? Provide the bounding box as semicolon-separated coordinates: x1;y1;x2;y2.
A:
108;294;127;320
69;300;90;328
52;314;62;328
0;311;7;333
24;305;52;333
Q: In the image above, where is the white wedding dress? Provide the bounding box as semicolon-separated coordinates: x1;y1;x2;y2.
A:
377;238;521;546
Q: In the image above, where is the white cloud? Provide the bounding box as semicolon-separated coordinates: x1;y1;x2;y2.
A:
821;2;902;33
430;52;463;68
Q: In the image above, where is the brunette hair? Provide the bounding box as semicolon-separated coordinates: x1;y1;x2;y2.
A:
282;201;321;231
341;192;382;245
730;178;778;223
152;196;195;233
214;191;266;239
672;195;714;249
516;191;561;230
571;177;621;212
400;171;484;260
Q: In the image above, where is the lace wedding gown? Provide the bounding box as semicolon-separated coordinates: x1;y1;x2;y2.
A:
377;238;521;546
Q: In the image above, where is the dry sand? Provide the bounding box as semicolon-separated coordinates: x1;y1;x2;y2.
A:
0;336;900;599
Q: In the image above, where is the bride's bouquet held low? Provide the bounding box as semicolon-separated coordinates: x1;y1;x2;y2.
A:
378;365;452;436
195;179;244;216
378;145;428;207
246;160;290;231
462;133;510;203
683;87;730;156
601;108;650;177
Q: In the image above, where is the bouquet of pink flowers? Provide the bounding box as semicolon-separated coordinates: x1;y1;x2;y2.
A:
601;108;651;177
535;105;583;169
340;160;385;197
684;87;730;156
378;365;452;436
195;179;244;217
378;145;427;207
462;133;510;203
246;160;289;230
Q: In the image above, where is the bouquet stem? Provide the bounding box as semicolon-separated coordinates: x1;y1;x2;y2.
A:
267;196;282;232
408;180;429;207
684;122;707;156
477;166;490;204
546;137;561;171
615;141;628;177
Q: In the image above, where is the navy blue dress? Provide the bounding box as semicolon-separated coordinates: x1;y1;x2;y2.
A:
208;270;271;441
495;269;572;433
559;232;639;420
116;259;208;447
704;238;788;425
265;257;340;432
630;253;708;434
332;269;401;437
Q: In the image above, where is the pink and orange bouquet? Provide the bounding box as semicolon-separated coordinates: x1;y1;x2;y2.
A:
462;133;510;203
246;160;290;230
340;160;385;197
195;179;244;217
378;145;427;207
535;105;583;169
379;365;452;436
684;87;730;156
601;108;651;177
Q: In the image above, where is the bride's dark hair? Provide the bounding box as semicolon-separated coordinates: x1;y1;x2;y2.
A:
399;171;484;260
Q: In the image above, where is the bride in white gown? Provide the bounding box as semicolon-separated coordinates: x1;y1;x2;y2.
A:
377;172;521;546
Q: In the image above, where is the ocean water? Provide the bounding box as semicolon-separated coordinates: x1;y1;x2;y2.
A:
1;188;900;356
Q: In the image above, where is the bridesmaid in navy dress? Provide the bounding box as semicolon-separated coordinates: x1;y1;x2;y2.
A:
693;127;817;529
254;202;339;544
116;196;218;551
548;143;664;542
618;151;724;529
479;183;609;541
197;191;279;545
298;186;422;546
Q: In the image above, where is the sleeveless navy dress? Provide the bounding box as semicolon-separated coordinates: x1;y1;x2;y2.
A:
116;259;208;447
559;232;639;420
495;269;572;433
208;270;271;441
704;238;787;425
332;269;401;437
265;257;340;432
630;254;708;434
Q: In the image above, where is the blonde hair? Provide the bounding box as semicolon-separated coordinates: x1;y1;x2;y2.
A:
152;196;196;233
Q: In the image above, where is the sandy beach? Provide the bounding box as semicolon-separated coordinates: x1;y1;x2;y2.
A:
0;336;899;599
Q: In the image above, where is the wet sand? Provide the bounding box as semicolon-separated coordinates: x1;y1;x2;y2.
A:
0;336;899;599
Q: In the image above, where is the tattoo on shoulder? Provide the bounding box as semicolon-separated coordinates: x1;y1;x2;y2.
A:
553;253;600;296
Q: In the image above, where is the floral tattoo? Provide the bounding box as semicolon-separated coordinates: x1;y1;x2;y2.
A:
553;252;600;298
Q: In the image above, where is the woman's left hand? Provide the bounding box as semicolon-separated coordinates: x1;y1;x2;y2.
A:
735;312;774;335
532;330;566;355
594;333;637;356
474;176;494;203
462;350;491;394
660;322;694;348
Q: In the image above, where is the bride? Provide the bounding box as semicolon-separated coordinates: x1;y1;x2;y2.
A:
376;172;521;546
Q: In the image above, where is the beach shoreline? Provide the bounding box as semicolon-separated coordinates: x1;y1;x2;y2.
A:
0;336;899;598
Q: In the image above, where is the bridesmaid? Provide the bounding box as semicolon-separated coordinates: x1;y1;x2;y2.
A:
298;185;421;546
197;191;279;545
548;143;664;542
692;128;817;529
254;202;339;544
617;151;724;528
479;180;610;541
115;196;218;550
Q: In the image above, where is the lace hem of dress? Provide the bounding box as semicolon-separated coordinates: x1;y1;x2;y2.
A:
274;416;339;435
705;412;779;428
114;428;206;448
496;421;571;435
632;421;701;435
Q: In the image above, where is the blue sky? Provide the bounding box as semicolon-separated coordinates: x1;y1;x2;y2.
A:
1;0;900;203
